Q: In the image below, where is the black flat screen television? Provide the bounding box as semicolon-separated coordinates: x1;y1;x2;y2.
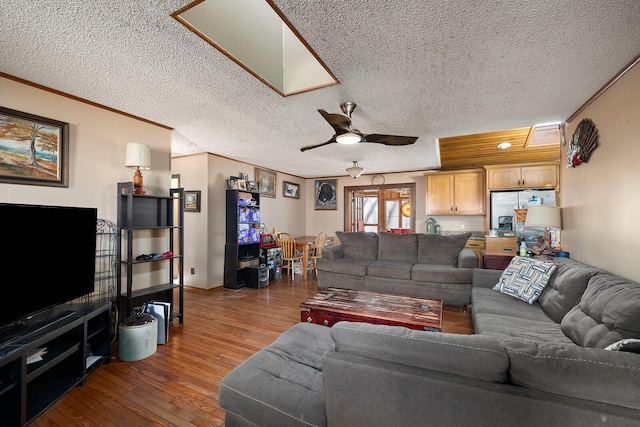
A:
0;202;97;337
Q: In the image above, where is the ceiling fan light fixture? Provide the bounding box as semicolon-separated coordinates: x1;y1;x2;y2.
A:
336;132;362;144
497;142;512;150
346;161;365;179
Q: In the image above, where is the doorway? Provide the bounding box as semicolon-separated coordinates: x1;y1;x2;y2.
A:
344;183;416;233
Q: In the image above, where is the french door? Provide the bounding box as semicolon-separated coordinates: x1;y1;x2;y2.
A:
344;183;415;232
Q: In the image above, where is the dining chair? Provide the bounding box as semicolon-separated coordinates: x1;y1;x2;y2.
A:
276;232;303;279
308;232;327;277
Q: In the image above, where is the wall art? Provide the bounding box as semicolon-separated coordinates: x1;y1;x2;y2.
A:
0;106;69;187
283;181;300;199
184;190;201;212
315;179;337;210
255;167;276;198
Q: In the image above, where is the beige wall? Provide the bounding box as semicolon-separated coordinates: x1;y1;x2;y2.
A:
174;154;484;289
172;153;306;289
1;76;173;290
304;172;485;237
0;76;173;217
560;62;640;282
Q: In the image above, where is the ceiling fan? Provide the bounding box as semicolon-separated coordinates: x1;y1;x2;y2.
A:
300;102;418;152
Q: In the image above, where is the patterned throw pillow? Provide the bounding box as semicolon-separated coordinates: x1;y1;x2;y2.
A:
493;256;558;304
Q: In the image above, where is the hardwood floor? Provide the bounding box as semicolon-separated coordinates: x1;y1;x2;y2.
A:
31;276;473;427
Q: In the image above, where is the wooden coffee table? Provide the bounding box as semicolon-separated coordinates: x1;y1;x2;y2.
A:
300;287;442;331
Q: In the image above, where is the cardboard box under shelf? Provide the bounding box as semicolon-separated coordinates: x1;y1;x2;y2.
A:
237;258;259;269
485;237;517;255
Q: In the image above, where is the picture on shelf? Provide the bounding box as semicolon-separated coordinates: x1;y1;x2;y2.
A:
240;172;249;180
238;179;247;191
246;180;258;192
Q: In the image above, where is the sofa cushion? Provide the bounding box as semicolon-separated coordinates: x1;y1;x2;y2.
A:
377;232;417;263
473;312;574;344
335;231;378;259
471;287;553;322
367;259;413;280
504;339;640;410
537;258;603;323
561;273;640;348
331;321;509;383
412;264;473;284
316;257;373;277
218;322;334;427
492;256;558;304
417;233;471;266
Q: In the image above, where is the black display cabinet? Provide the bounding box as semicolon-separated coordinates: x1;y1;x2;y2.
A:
224;189;261;289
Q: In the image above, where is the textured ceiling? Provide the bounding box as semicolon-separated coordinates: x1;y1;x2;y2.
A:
2;0;640;178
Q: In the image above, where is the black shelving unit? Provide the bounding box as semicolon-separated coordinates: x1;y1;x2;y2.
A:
224;189;261;289
116;182;184;325
0;302;110;426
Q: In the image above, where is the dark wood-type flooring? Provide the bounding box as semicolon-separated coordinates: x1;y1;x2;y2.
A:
31;275;473;426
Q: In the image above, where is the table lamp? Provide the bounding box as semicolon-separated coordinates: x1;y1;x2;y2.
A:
524;205;561;259
125;143;151;195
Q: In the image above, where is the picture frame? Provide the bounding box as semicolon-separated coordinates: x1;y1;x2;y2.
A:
246;180;258;192
238;179;247;191
0;106;69;187
226;179;238;190
315;179;337;210
240;172;248;180
184;190;201;212
283;181;300;199
255;167;276;198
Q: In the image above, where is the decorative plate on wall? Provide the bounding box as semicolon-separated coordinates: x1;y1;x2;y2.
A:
401;202;411;217
567;118;599;168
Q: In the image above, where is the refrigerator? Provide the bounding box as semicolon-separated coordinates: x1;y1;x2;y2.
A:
490;190;557;234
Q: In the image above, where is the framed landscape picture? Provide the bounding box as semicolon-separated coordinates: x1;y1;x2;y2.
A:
255;167;276;198
184;190;201;212
315;179;337;210
283;181;300;199
0;106;69;187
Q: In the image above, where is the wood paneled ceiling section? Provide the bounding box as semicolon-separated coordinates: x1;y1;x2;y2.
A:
438;127;561;171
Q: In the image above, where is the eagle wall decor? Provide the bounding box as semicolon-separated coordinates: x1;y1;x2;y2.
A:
567;118;599;168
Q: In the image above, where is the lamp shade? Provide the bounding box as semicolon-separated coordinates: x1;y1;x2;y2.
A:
524;205;561;229
125;143;151;170
336;132;362;144
346;161;364;179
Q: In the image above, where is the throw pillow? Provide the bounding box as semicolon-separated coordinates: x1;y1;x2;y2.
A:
493;256;558;304
605;338;640;353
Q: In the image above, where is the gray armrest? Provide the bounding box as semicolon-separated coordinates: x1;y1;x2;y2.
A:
458;248;479;268
321;244;344;259
473;268;503;288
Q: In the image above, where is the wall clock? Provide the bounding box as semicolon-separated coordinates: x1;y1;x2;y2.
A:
372;174;385;185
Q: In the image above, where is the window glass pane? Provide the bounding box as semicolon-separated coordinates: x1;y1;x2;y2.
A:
385;201;399;229
363;198;378;224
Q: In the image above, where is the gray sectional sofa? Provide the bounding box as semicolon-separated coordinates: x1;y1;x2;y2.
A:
219;257;640;426
316;231;477;306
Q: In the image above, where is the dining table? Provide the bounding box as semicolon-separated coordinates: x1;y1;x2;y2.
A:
293;236;317;279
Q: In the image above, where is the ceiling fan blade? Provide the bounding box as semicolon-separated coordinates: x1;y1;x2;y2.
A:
363;134;418;146
318;109;352;134
300;138;337;152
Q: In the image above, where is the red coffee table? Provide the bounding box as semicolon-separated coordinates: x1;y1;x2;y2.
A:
300;287;442;331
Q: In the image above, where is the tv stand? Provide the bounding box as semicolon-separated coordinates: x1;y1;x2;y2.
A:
0;302;111;426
